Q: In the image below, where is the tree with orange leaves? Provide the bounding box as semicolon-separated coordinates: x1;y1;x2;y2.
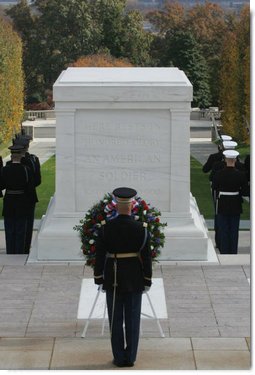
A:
219;5;250;143
71;52;133;68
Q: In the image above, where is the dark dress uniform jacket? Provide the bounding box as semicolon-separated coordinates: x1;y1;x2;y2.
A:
212;167;249;215
94;215;152;293
23;152;41;187
1;163;36;217
22;152;41;203
202;151;223;181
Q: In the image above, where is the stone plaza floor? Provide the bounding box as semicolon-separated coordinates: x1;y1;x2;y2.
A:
0;246;251;370
0;131;251;370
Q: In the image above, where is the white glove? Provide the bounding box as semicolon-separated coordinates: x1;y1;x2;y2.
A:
98;284;105;293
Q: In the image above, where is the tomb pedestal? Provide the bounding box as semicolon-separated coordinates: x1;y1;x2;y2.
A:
28;68;217;262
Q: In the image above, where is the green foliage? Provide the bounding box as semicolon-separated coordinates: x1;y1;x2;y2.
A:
0;17;24;142
160;30;211;108
147;2;246;108
219;6;250;143
7;0;151;99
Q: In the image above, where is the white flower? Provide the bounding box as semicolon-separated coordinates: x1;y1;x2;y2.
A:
89;239;95;245
150;245;154;250
143;210;147;215
103;199;108;203
101;220;106;225
134;215;139;220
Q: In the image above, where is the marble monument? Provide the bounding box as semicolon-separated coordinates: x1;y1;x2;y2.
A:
28;67;217;262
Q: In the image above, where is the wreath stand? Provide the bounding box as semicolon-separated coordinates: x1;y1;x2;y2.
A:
81;288;165;338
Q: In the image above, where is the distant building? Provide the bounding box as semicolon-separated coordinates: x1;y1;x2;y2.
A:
0;0;34;4
129;0;249;12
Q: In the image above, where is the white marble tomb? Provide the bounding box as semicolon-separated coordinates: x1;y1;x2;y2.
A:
28;67;217;262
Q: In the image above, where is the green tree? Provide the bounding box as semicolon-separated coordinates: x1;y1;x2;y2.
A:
120;10;152;66
148;2;231;106
160;30;211;108
219;5;250;143
6;0;39;99
7;0;152;100
0;17;24;142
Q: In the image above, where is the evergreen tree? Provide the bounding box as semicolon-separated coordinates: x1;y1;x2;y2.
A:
161;30;211;108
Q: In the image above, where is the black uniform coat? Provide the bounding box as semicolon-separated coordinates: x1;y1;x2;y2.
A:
23;152;41;187
202;151;223;181
94;214;152;293
1;163;36;217
212;166;249;215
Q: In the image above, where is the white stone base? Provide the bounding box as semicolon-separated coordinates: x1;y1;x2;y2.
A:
28;194;218;263
77;278;168;320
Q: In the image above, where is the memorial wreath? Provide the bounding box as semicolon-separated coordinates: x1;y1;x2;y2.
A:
74;193;167;268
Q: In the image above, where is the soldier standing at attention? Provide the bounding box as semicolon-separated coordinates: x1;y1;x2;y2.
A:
0;144;36;254
14;133;41;253
94;187;152;368
212;150;249;254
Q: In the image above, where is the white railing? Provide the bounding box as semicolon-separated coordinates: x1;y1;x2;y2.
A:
25;110;55;120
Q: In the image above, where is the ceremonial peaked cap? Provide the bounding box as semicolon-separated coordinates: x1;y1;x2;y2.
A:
8;144;25;154
221;135;232;141
113;187;137;203
223;141;238;149
223;150;239;159
13;136;30;147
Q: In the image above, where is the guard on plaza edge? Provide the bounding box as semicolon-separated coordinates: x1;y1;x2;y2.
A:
0;144;36;254
212;150;249;254
94;187;152;367
202;135;232;249
13;132;41;253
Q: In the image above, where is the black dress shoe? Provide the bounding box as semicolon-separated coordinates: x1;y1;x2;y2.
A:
113;359;134;367
112;360;126;367
125;362;134;367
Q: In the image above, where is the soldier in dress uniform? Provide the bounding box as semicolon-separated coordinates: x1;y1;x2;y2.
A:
94;187;152;368
212;150;249;254
203;138;242;249
0;144;36;254
211;141;245;178
13;134;41;253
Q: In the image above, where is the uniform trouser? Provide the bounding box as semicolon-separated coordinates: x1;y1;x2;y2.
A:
106;290;142;364
4;216;27;254
217;214;240;254
24;205;35;253
211;188;220;249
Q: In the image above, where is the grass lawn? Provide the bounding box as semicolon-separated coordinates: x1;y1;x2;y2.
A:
35;155;55;219
0;154;250;221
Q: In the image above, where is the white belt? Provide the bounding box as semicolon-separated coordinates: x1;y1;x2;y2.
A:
219;191;239;196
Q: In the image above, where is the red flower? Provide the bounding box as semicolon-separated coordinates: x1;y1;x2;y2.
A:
155;217;160;223
90;245;96;253
97;214;104;221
